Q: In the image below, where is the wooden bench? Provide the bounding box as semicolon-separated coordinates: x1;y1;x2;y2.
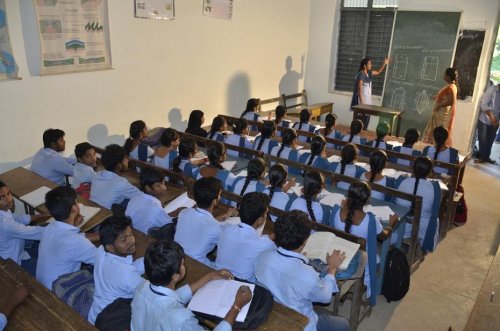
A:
282;89;334;121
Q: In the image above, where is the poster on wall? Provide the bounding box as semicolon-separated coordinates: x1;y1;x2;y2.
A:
33;0;112;75
135;0;174;20
0;0;19;80
202;0;232;20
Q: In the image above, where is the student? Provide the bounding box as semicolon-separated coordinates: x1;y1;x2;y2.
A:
292;108;320;142
422;126;459;175
332;143;366;190
270;127;299;164
253;120;278;154
288;170;327;223
31;128;74;185
197;141;236;191
36;186;97;289
185;110;208;139
241;98;263;132
255;210;349;331
263;164;296;221
230;157;267;203
90;144;141;209
225;118;253;157
392;128;421;167
362;150;392;201
323;113;341;149
154;128;180;170
171;137;206;178
342;119;366;145
131;240;252;331
0;286;30;331
72;142;97;197
216;192;275;282
297;135;330;174
367;121;393;150
174;177;235;267
88;214;144;324
124;120;155;162
207;116;228;142
274;105;291;137
0;181;45;274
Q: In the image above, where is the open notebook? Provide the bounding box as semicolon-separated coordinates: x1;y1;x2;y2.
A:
364;205;395;221
302;231;360;270
164;192;196;214
19;186;52;208
44;203;100;229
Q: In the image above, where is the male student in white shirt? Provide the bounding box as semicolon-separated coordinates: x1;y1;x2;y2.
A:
31;128;75;185
215;192;275;282
36;186;98;289
88;214;144;324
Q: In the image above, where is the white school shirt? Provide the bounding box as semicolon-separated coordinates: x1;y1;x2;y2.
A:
255;247;339;331
230;178;264;207
293;122;319;142
362;173;388;201
31;148;74;185
0;313;6;330
196;168;236;191
71;163;96;189
131;281;231;331
125;193;172;234
253;136;273;154
0;210;44;264
174;208;221;267
342;134;364;145
396;146;416;167
36;221;96;289
215;223;275;282
242;111;263;122
423;146;453;174
270;145;294;160
289;197;323;223
334;163;364;190
262;188;290;222
90;170;141;209
153;150;178;170
225;134;253;157
88;246;145;324
130;145;155;160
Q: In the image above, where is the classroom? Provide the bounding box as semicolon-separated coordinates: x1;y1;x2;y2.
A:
0;0;500;330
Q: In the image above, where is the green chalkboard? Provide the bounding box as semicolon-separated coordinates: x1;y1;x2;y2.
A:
382;11;461;135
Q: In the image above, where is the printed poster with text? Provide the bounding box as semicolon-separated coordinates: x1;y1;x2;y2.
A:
33;0;111;75
0;0;19;80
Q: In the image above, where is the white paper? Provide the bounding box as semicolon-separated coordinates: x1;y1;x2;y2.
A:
356;162;370;171
288;183;303;197
19;186;52;208
386;140;403;147
222;217;265;235
364;205;395;221
382;168;410;178
188;280;254;322
77;204;101;228
319;193;345;207
235;170;247;178
328;155;341;163
295;145;304;150
164;192;196;214
221;161;236;171
302;231;360;270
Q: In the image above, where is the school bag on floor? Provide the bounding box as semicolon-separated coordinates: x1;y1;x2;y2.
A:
95;297;132;331
381;247;410;302
454;184;468;224
52;269;95;319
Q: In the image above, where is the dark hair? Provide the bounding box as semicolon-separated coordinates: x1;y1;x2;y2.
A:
45;186;77;221
240;157;266;196
277;128;297;158
375;121;390;148
432;126;449;161
193;177;222;209
172;137;197;173
99;214;132;247
268;164;287;202
358;57;371;71
275;105;287;123
256;121;276;152
241;98;259;118
187;110;204;130
349;119;364;142
445;67;458;83
324;113;337;136
344;181;371;233
233;118;248;135
209;116;226;140
207;141;225;170
145;240;185;286
297;108;311;131
409;156;433;215
0;181;5;189
274;210;311;250
303;136;326;176
124;120;147;155
303;171;323;222
74;142;94;159
368;150;387;182
160;128;179;148
403;128;420;148
101;144;127;172
340;143;358;175
139;167;164;190
239;192;270;226
43;129;65;148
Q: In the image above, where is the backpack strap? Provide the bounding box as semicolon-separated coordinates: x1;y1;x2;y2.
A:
367;213;378;305
421;180;441;253
327;204;341;227
138;144;148;162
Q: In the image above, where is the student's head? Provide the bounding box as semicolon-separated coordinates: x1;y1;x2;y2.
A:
145;240;185;286
344;181;371;233
299;108;311;123
350;119;364;136
43;129;65;151
210;116;227;134
444;67;458;83
247;157;266;181
124;120;148;155
242;98;259;117
281;128;297;147
101;144;128;172
274;210;311;251
239;192;270;227
412;156;433;179
303;171;324;200
178;137;198;158
187;110;205;129
310;136;326;157
359;57;372;71
233;118;249;135
368;150;387;182
256;121;277;152
140;167;166;197
193;177;222;209
433;126;449;147
99;214;135;257
275;105;287;121
207;141;226;167
0;181;14;212
376;121;390;140
74;142;97;167
403;128;420;147
340;143;358;175
268;164;288;189
45;186;78;222
160;128;180;149
325;113;337;135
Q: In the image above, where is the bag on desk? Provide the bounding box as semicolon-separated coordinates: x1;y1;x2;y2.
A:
95;297;132;331
381;247;410;302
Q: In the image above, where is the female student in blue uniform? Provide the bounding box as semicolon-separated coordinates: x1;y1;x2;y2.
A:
331;143;366;190
270;128;299;164
361;150;394;201
322;113;341;149
230;158;267;204
392;128;421;167
225;118;253;157
342;119;366;145
292;108;320;142
422;126;459;175
207;116;227;142
297;136;330;175
288;170;329;224
367;121;393;151
253;120;278;154
154;128;180;170
185;110;208;139
274;105;291;137
124;120;155;162
241;98;263;132
171;137;206;178
263;164;296;221
197;141;236;191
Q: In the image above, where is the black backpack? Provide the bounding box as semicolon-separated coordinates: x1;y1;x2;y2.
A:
95;297;132;331
381;247;410;302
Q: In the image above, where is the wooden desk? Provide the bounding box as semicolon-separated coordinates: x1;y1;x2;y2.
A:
287;102;333;121
0;258;96;331
351;104;405;137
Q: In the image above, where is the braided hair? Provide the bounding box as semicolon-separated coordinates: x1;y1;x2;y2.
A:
240;157;266;196
303;171;324;222
296;108;311;131
207;141;225;170
344;181;371;233
277;128;297;158
123;120;146;155
233;118;248;135
403;128;420;148
432;126;449;161
303;136;326;176
275;105;287;125
324;113;337;137
409;156;433;215
209;116;226;140
172;137;197;173
340;143;358;175
256;121;276;152
268;164;287;202
241;98;259;118
348;119;363;143
368;150;387;182
375;121;390;148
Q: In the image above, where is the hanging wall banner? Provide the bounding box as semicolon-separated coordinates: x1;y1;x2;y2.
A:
203;0;233;20
0;0;19;80
135;0;175;20
33;0;111;75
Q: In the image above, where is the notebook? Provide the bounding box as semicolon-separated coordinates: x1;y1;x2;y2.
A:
19;186;52;208
302;231;360;270
364;205;395;221
77;204;101;228
221;161;237;171
164;192;196;214
319;193;345;207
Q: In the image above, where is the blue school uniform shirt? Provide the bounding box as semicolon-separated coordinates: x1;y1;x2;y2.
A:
125;193;172;234
90;170;141;209
196;167;236;192
270;145;299;163
130;144;155;162
262;188;290;222
225;134;253;157
230;177;266;206
0;314;5;330
88;246;145;324
206;131;225;142
253;136;278;154
71;163;96;189
332;163;367;190
36;221;96;289
297;153;330;172
392;146;421;167
423;146;459;175
177;159;199;178
288;196;326;223
131;281;231;331
153;150;178;170
215;223;275;282
292;122;319;142
361;173;389;201
368;140;393;151
325;129;342;149
31;148;74;185
174;207;221;267
0;210;44;265
255;247;339;331
341;134;366;145
275;120;292;137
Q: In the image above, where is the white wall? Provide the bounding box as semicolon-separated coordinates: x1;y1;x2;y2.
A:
0;0;310;172
305;0;500;153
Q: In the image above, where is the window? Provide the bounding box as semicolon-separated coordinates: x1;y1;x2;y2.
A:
334;0;398;95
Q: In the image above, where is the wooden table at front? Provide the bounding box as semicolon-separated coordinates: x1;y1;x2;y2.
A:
288;102;334;121
132;229;309;331
0;258;97;331
351;104;405;137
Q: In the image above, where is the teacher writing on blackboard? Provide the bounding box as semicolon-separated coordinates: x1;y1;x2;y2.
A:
351;57;390;129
